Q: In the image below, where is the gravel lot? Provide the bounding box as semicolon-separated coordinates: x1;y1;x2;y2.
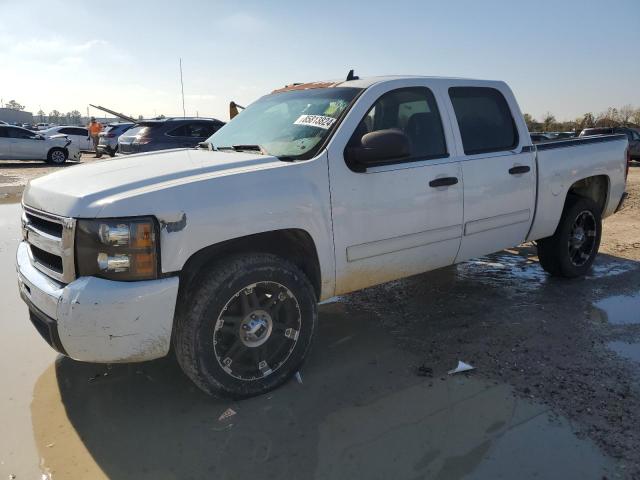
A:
0;153;100;200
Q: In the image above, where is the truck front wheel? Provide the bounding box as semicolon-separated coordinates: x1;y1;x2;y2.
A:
173;254;317;398
537;195;602;278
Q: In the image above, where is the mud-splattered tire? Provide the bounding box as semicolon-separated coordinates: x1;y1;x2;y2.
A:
173;254;317;398
537;195;602;278
47;148;67;165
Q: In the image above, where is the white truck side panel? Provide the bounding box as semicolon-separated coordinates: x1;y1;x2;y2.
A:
527;138;628;241
93;155;337;300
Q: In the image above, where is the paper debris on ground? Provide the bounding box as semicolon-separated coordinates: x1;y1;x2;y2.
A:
295;371;303;384
218;408;237;421
448;361;475;375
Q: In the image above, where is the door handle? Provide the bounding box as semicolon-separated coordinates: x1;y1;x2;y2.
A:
509;165;531;175
429;177;458;188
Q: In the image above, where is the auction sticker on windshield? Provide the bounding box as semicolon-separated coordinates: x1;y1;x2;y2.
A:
294;115;336;130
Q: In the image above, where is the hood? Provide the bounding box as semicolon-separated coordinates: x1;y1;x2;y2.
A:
23;148;283;217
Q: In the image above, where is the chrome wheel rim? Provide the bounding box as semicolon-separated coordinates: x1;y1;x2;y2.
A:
568;210;597;267
213;281;301;381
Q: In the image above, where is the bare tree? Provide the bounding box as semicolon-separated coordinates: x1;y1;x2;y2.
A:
5;99;25;111
69;110;82;125
48;110;61;124
619;104;635;126
542;112;556;131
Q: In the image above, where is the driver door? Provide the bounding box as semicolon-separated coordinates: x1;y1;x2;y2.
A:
327;84;463;295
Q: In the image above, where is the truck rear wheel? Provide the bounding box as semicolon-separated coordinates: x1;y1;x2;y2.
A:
173;254;317;398
537;195;602;278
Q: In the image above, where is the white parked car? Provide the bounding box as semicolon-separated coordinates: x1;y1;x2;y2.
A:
0;124;80;163
39;125;92;151
34;123;52;131
17;75;630;398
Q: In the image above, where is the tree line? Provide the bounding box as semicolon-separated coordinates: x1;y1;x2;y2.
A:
3;99;83;124
524;105;640;133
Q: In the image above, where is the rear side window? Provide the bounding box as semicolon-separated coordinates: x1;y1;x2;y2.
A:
449;87;518;155
124;125;152;137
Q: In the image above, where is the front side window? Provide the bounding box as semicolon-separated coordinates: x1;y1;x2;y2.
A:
206;87;362;159
449;87;518;155
348;87;447;160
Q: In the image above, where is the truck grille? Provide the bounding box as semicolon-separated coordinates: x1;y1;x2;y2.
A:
22;206;76;283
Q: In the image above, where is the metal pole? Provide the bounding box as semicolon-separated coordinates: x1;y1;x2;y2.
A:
180;58;186;118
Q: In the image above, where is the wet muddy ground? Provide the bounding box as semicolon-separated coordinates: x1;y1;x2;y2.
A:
0;168;639;479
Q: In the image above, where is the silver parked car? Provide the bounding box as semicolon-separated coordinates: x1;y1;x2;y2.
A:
97;122;134;157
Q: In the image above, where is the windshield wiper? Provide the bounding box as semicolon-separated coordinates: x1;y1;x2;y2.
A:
214;145;267;155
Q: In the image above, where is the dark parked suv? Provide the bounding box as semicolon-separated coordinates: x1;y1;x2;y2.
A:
118;117;225;155
579;127;640;160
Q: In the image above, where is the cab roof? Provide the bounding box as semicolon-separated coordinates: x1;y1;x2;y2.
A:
271;75;491;93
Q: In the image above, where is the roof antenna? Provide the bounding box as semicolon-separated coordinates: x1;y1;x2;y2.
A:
346;69;359;81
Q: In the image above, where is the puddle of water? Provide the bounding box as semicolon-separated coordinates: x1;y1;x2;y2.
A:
457;250;636;289
456;252;547;287
592;293;640;325
608;341;640;362
588;261;636;279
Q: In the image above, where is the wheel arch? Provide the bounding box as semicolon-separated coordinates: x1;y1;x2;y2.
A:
177;228;322;302
566;174;609;214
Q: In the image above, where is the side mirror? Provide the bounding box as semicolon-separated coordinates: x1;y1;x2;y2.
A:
345;129;410;172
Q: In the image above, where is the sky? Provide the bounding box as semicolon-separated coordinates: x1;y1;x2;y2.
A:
0;0;638;122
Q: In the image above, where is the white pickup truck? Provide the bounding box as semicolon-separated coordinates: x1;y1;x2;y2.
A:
16;75;630;397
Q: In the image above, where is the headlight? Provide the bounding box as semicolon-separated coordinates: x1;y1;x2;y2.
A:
75;217;159;281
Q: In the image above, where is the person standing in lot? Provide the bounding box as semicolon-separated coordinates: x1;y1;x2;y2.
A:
88;117;103;157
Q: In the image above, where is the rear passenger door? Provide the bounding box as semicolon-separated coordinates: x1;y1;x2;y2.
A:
446;86;536;262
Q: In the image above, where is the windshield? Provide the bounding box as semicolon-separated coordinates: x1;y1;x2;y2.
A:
206;87;362;159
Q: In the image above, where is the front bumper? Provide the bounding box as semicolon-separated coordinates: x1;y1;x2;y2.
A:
16;241;180;363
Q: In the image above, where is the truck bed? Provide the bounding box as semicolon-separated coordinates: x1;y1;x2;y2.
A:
527;134;628;241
